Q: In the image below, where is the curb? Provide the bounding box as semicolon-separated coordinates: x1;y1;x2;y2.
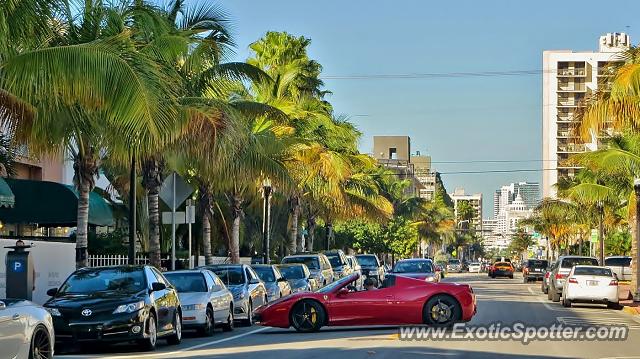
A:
622;306;640;316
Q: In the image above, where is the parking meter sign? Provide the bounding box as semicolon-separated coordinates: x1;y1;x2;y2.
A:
11;260;25;273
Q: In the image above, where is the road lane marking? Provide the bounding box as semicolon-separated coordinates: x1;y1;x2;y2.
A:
557;316;640;330
55;327;270;359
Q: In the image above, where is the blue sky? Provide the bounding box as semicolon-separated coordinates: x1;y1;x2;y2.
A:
193;0;638;216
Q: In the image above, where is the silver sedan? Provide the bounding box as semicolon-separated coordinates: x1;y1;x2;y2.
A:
0;298;55;359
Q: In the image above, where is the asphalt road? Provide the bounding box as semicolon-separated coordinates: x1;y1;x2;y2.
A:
55;272;640;359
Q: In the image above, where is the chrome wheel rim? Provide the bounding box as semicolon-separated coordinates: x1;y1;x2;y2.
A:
175;313;182;340
32;328;51;359
148;317;157;346
430;300;454;323
205;310;213;333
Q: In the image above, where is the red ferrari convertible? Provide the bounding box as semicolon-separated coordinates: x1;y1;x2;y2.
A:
253;273;476;332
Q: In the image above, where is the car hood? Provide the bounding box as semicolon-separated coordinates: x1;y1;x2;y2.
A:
392;272;433;279
45;290;145;309
287;279;309;290
360;265;379;271
178;292;208;306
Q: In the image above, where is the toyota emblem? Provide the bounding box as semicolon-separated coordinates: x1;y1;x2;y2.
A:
81;309;92;317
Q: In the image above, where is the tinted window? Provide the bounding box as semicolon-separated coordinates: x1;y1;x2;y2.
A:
164;273;207;292
211;267;246;285
573;267;613;277
58;268;146;295
282;256;320;270
527;260;548;268
393;261;434;273
253;266;276;282
605;257;631;267
356;255;379;267
327;255;343;268
279;266;305;279
561;258;599;268
495;262;512;267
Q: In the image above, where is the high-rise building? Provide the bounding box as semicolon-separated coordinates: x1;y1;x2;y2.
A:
542;33;630;198
494;182;540;215
493;190;500;218
450;188;483;232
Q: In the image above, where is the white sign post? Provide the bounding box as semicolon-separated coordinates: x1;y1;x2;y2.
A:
159;172;193;270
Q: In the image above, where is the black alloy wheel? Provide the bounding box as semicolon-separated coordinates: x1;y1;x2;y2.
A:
30;325;52;359
423;295;462;327
290;300;325;333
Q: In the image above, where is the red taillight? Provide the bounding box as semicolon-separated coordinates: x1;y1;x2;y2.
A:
609;280;618;286
568;277;578;284
555;273;565;280
544;272;550;279
524;268;529;274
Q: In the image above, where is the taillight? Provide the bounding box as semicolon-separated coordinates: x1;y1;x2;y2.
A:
544;272;550;279
609;280;618;286
555;273;565;279
568;277;578;284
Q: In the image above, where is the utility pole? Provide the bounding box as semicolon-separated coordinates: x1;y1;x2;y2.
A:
128;152;136;265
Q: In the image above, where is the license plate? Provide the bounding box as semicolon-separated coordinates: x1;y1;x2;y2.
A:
587;280;598;286
533;268;541;272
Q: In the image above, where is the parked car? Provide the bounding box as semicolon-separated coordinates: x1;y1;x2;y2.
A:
436;261;448;278
468;262;482;273
205;264;268;326
447;259;462;273
541;262;557;294
523;259;549;283
251;265;292;302
324;250;353;279
164;269;234;336
0;299;55;359
562;265;620;309
282;253;334;287
346;255;364;290
44;265;182;352
548;256;599;302
355;254;385;285
489;262;514;278
277;264;318;293
605;256;632;282
390;258;439;283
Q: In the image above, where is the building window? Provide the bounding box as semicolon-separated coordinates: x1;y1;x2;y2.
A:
389;148;397;159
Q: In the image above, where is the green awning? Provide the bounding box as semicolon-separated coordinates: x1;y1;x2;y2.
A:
0;178;114;226
0;177;15;208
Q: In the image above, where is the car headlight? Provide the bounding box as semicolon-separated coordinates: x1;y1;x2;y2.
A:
113;301;145;314
46;307;61;317
233;292;245;300
183;304;206;311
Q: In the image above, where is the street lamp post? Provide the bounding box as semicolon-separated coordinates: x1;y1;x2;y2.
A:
128;151;136;265
597;201;604;266
634;179;640;301
262;178;273;265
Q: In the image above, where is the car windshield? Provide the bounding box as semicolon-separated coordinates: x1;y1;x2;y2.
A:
318;275;355;294
448;259;460;265
164;273;207;292
327;255;343;268
211;267;245;285
605;257;631;267
356;256;378;267
561;258;599;268
253;267;276;282
283;256;319;270
58;268;146;295
527;260;548;268
393;261;433;273
279;266;305;280
573;267;612;277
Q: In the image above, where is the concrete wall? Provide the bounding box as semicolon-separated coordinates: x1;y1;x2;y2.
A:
373;136;411;160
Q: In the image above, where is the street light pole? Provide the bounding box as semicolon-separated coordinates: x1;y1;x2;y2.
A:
597;201;604;266
128;151;136;265
262;179;273;265
634;179;640;301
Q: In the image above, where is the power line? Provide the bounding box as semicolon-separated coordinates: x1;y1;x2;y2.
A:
369;168;561;176
321;68;564;80
430;159;558;164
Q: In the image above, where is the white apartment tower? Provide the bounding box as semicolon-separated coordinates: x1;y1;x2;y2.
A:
542;33;630;198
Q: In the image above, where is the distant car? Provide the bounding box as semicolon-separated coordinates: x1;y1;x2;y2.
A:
355;254;385;285
251;265;292;302
253;274;477;332
44;265;182;351
436;261;448;278
447;259;462;273
164;269;234;336
541;262;557;294
346;255;364;290
548;256;599;302
562;265;620;309
605;256;632;282
277;264;318;293
390;258;439;283
489;262;514;279
468;262;482;273
324;250;353;279
282;254;334;287
0;299;55;359
523;259;549;283
205;264;268;326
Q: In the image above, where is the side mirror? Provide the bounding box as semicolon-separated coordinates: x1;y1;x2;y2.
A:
151;282;166;292
0;300;5;310
47;288;58;297
249;278;261;285
336;287;349;297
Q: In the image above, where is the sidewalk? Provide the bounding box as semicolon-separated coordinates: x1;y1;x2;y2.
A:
619;283;640;315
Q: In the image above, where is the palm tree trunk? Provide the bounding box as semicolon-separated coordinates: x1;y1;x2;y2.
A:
75;183;90;268
306;215;316;251
202;211;213;265
142;157;164;268
230;194;243;264
289;196;300;254
73;148;99;269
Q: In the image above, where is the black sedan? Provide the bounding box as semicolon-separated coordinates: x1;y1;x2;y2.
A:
44;265;182;352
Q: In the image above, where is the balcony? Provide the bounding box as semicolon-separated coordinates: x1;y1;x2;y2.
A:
557;68;586;77
557;83;586;92
557;131;578;138
557;144;586;153
556;114;575;122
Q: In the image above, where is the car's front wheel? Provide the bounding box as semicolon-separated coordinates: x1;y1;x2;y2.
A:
199;307;215;337
30;325;53;359
423;295;461;327
222;305;234;332
166;311;182;345
139;313;157;351
290;300;325;333
243;300;253;326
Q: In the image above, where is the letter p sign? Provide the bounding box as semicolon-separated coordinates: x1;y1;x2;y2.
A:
11;260;25;273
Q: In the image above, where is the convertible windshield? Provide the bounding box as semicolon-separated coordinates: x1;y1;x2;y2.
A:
210;267;245;285
164;273;207;292
253;266;276;282
282;256;319;270
279;266;305;280
58;268;146;295
355;255;378;267
318;275;355;294
393;261;433;273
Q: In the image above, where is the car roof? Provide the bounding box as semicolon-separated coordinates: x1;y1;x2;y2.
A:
251;264;273;268
206;264;245;268
605;256;631;259
76;265;145;272
277;263;307;267
397;258;433;262
573;265;605;268
559;256;597;259
285;254;322;258
165;269;209;274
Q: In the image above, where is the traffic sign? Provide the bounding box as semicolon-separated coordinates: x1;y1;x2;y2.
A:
590;229;598;243
159;172;193;210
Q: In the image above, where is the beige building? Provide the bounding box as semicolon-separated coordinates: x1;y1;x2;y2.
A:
372;136;424;198
542;33;630;198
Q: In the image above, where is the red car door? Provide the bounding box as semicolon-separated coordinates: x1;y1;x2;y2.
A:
327;288;395;325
